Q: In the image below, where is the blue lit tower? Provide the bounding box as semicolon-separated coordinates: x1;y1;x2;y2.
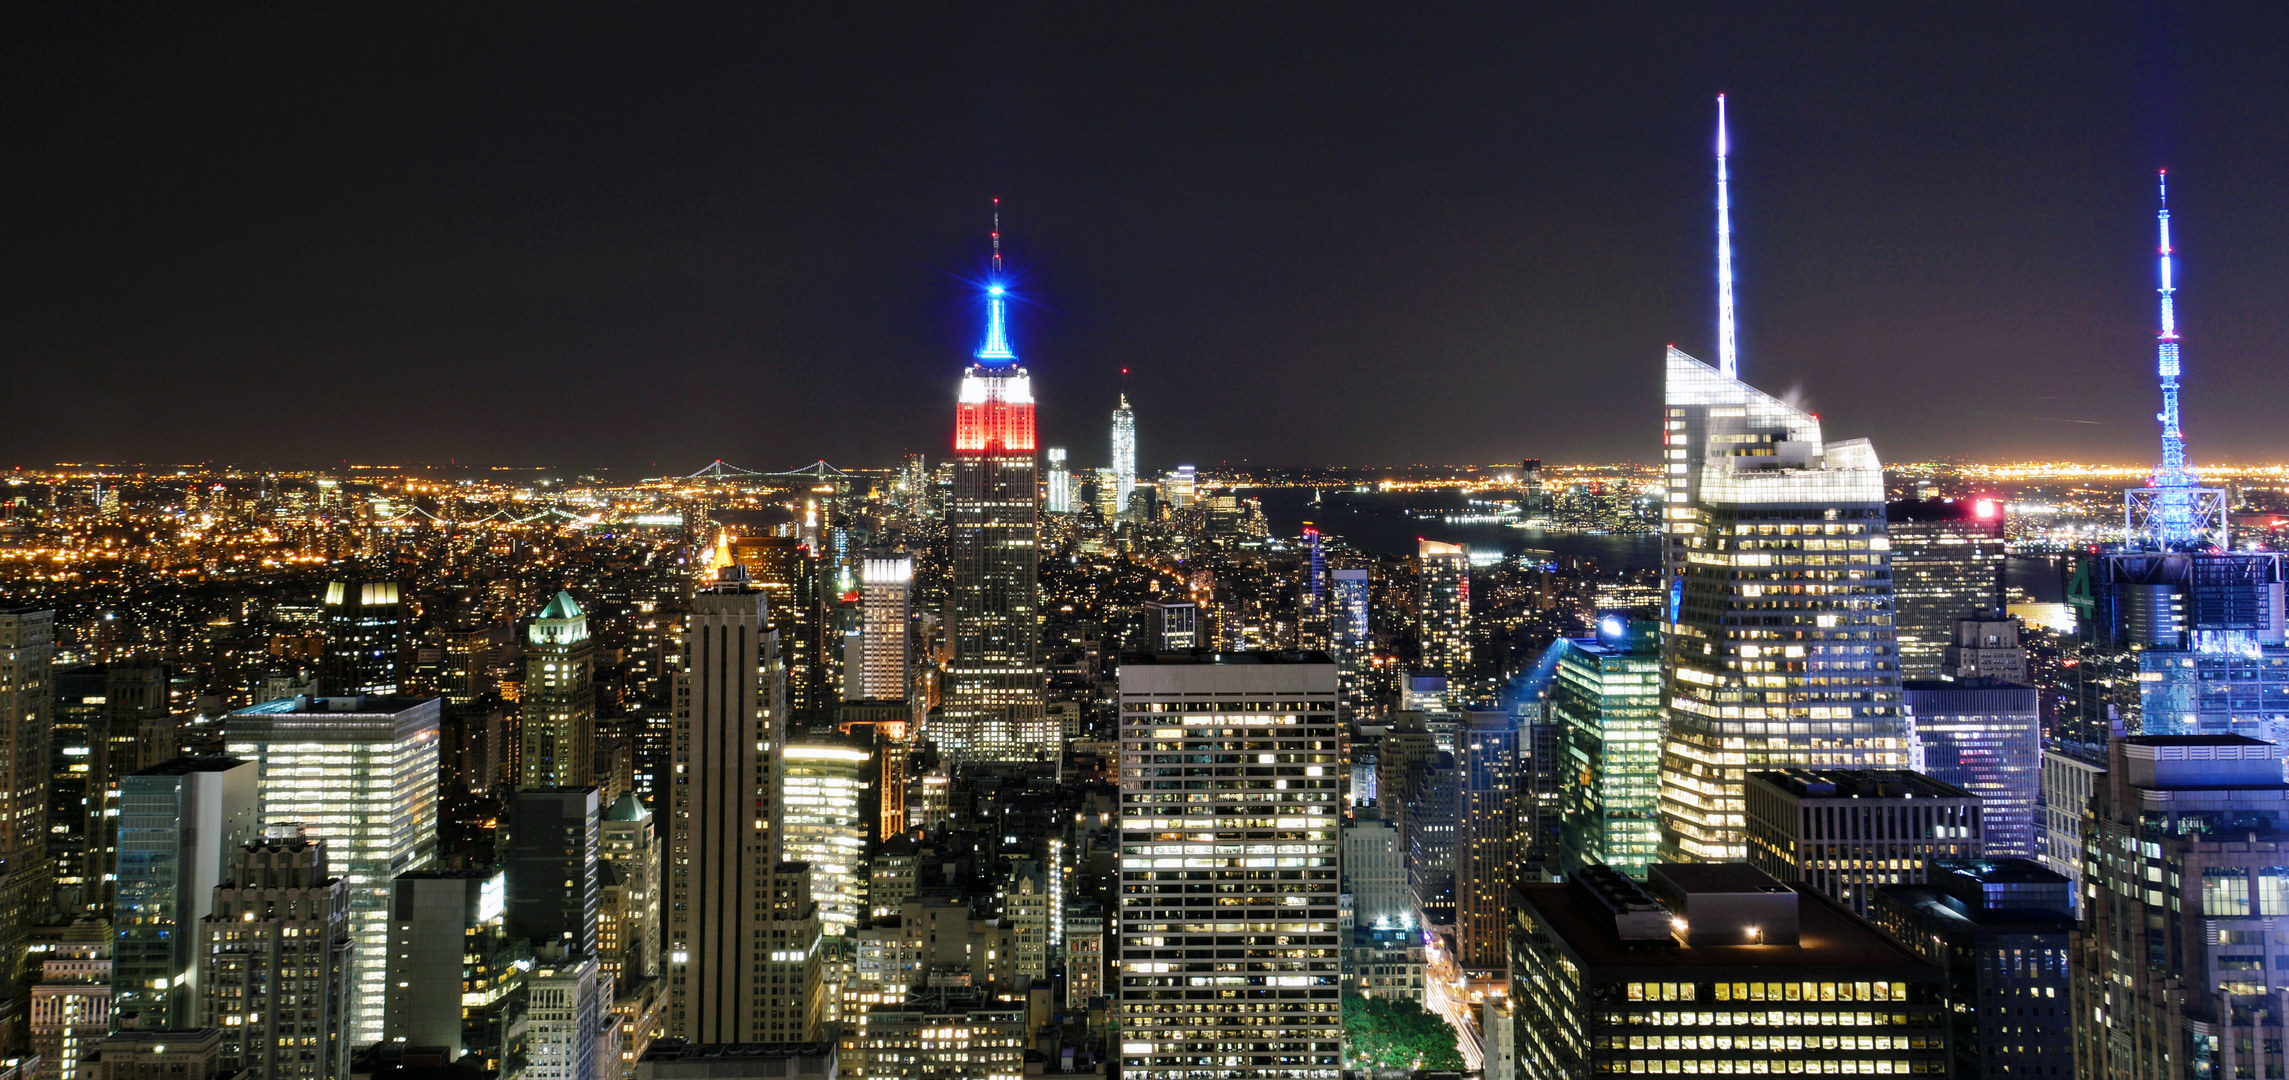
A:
945;205;1049;762
2056;174;2286;757
2126;170;2228;549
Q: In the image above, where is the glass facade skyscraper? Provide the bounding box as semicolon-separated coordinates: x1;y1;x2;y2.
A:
112;757;258;1029
1658;347;1905;863
1551;617;1663;878
225;695;440;1048
1903;678;2040;858
1885;499;2004;680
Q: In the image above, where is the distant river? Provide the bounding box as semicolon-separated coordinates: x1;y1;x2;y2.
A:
1250;486;2064;595
1248;487;1662;574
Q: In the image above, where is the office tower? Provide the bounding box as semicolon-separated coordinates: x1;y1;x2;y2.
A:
599;793;659;991
506;786;602;957
1415;540;1470;693
946;242;1048;765
2073;735;2289;1080
28;939;109;1080
384;870;523;1072
1508;862;1949;1079
1091;468;1119;519
1330;569;1371;715
729;535;827;725
524;592;598;790
1454;710;1516;976
1886;499;2005;679
1869;859;2076;1080
1111;394;1136;514
1116;652;1340;1080
528;956;620;1080
1166;465;1196;508
225;695;440;1048
1902;679;2040;857
1657;100;1904;864
1656;343;1901;862
779;741;870;937
1549;617;1662;877
112;757;257;1028
1045;447;1072;514
199;826;353;1080
1140;601;1197;652
1341;809;1406;929
1940;613;2029;683
1743;769;1982;916
2037;749;2103;900
1;607;55;1023
1375;713;1437;846
1518;704;1564;865
442;624;494;707
82;660;174;916
321;580;403;695
857;554;912;704
1403;751;1458;926
665;568;823;1043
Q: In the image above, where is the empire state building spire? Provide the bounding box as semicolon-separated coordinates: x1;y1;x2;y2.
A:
978;201;1015;362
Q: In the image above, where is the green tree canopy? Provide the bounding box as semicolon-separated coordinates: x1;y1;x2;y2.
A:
1342;993;1465;1072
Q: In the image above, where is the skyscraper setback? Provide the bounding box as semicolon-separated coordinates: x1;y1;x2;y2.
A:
944;221;1049;763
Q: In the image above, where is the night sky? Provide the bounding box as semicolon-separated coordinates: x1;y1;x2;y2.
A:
7;5;2288;474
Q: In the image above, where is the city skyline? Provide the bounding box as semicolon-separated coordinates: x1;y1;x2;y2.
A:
7;8;2289;471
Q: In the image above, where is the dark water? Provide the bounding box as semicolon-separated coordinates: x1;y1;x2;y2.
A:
1252;486;2066;594
1250;487;1663;573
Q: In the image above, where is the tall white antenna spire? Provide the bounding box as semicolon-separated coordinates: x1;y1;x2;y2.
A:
1715;93;1738;379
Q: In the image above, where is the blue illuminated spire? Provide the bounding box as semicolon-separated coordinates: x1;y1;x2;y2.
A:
976;201;1017;363
1716;94;1738;380
2149;170;2194;541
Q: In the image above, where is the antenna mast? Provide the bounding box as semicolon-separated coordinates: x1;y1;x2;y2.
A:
2126;169;2225;549
1716;94;1738;379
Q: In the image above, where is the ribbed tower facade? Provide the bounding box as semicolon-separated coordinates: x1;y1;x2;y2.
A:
944;228;1049;763
665;568;823;1044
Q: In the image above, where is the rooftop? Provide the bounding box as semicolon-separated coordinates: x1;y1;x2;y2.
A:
1749;768;1975;801
2121;734;2272;747
1516;881;1938;976
232;694;436;716
128;755;249;778
1118;650;1334;665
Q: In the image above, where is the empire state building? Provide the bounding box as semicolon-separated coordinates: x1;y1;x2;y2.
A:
943;221;1050;762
